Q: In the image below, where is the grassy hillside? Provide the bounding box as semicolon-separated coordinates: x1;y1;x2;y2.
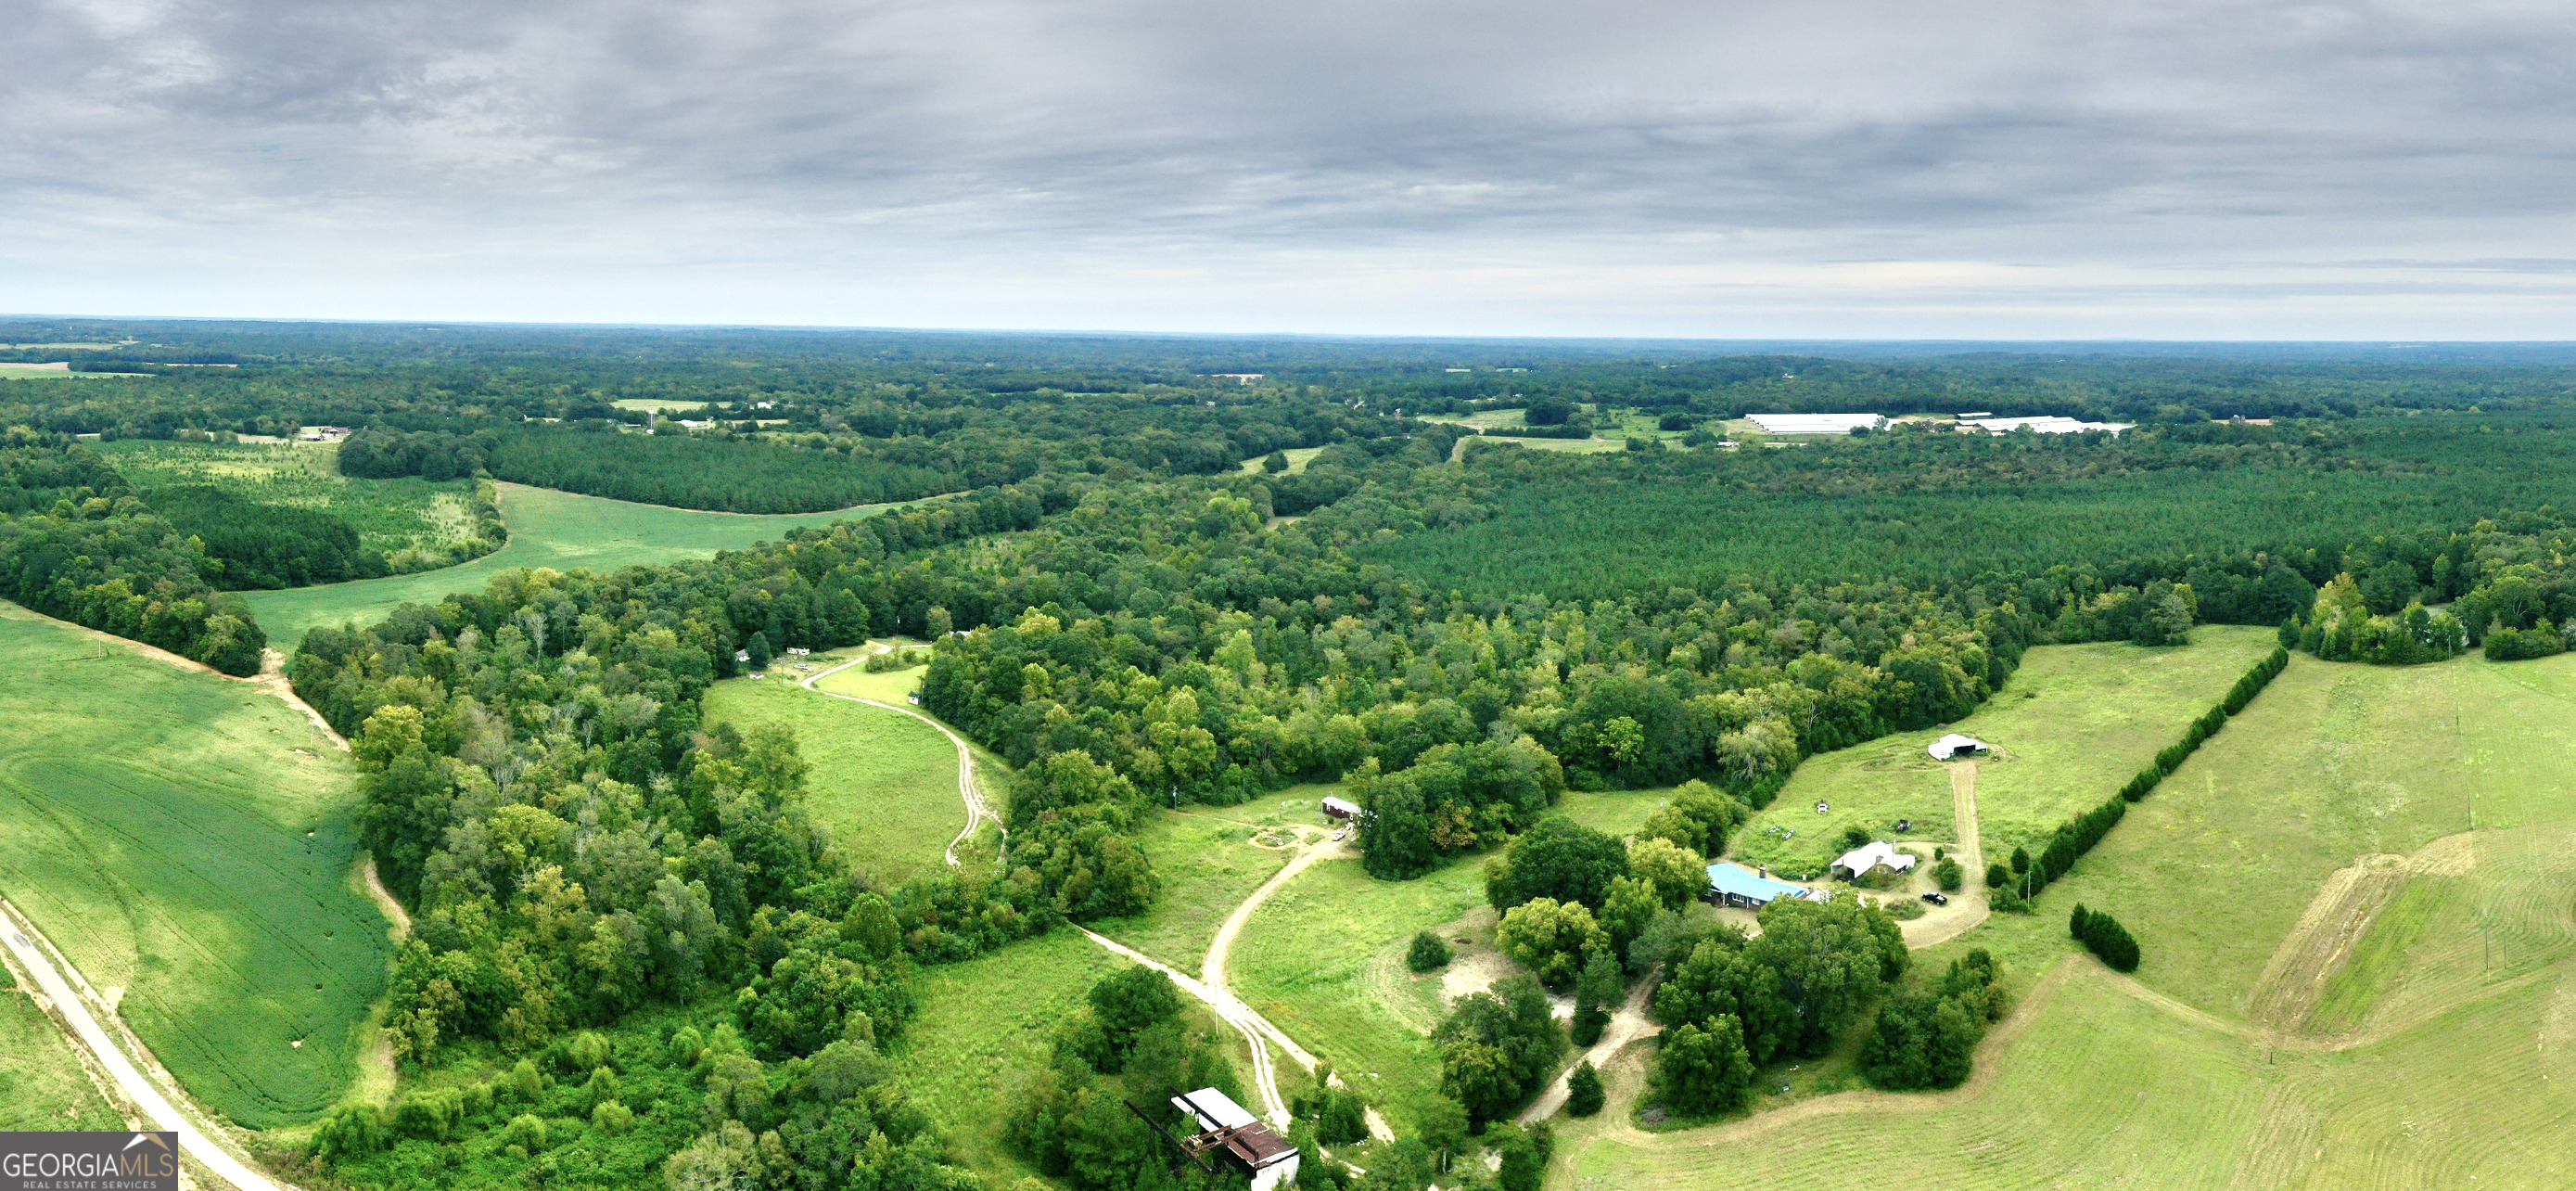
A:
1087;800;1310;972
1553;648;2576;1189
0;606;389;1128
1734;625;2281;876
240;481;910;647
700;674;963;887
0;989;124;1131
1230;854;1487;1135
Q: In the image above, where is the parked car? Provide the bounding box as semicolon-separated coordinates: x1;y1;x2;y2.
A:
1920;891;1949;906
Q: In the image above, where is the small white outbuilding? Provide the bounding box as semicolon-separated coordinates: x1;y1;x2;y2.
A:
1929;734;1989;760
1832;841;1918;880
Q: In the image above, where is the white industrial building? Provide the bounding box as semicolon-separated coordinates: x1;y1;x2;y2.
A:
1747;413;1888;435
1959;416;2133;436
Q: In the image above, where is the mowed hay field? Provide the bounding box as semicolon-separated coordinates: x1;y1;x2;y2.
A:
1230;855;1486;1134
239;481;914;647
0;987;124;1130
1733;625;2279;877
1558;649;2576;1189
701;675;962;886
0;607;389;1128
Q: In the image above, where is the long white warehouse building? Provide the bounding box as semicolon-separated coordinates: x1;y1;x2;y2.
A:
1747;413;1888;434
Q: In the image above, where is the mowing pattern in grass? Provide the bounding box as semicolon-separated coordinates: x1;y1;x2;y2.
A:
96;439;497;572
702;675;961;887
239;481;907;647
1735;626;2280;877
1563;649;2576;1188
1229;855;1486;1135
0;988;124;1131
0;608;388;1128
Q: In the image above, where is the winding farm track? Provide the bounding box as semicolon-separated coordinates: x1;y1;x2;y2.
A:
790;647;1363;1130
800;646;995;864
2;897;295;1191
1518;969;1662;1123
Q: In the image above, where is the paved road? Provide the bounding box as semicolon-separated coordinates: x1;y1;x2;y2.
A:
2;898;291;1191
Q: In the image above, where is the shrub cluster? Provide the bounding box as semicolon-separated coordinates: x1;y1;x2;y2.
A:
1860;949;2007;1091
2070;904;2141;971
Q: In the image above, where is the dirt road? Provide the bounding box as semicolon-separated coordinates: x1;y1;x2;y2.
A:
801;647;995;864
2;897;295;1191
1901;759;1991;948
1517;968;1662;1122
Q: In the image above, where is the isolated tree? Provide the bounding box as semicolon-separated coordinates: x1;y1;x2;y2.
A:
1407;930;1453;972
1572;947;1624;1046
1565;1061;1605;1117
1933;856;1963;891
1262;450;1291;473
744;631;773;672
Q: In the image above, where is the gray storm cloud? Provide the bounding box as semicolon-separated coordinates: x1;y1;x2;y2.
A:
6;0;2576;335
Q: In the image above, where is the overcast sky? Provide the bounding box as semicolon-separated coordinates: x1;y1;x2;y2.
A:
7;0;2576;338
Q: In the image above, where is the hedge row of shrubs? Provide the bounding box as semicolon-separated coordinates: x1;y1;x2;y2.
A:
1996;646;2292;911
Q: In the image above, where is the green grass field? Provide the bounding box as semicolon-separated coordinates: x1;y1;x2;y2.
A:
1088;799;1317;971
98;439;496;572
1734;626;2279;876
886;930;1124;1177
240;481;912;647
0;988;124;1130
609;398;708;413
0;606;389;1128
1555;647;2576;1189
810;654;932;705
701;675;962;887
1230;855;1486;1134
1237;446;1326;475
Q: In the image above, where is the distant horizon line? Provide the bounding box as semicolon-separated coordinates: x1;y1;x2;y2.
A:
5;314;2575;350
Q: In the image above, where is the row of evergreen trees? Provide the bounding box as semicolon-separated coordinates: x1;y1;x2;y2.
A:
1991;646;2290;910
2070;905;2141;971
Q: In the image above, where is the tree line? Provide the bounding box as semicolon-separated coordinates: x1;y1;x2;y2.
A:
0;428;266;672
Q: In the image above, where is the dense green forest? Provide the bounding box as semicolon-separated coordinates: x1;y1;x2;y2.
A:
1363;416;2576;597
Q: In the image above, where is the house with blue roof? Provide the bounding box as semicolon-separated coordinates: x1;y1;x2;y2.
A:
1705;862;1822;909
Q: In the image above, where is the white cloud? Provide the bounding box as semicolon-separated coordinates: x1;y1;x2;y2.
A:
6;0;2576;334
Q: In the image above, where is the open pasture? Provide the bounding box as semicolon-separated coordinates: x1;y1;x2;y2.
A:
240;481;905;646
1088;800;1306;971
1238;445;1326;475
812;647;934;705
1561;647;2576;1189
1734;625;2278;876
0;607;388;1128
0;987;124;1130
1229;854;1487;1134
703;674;963;887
